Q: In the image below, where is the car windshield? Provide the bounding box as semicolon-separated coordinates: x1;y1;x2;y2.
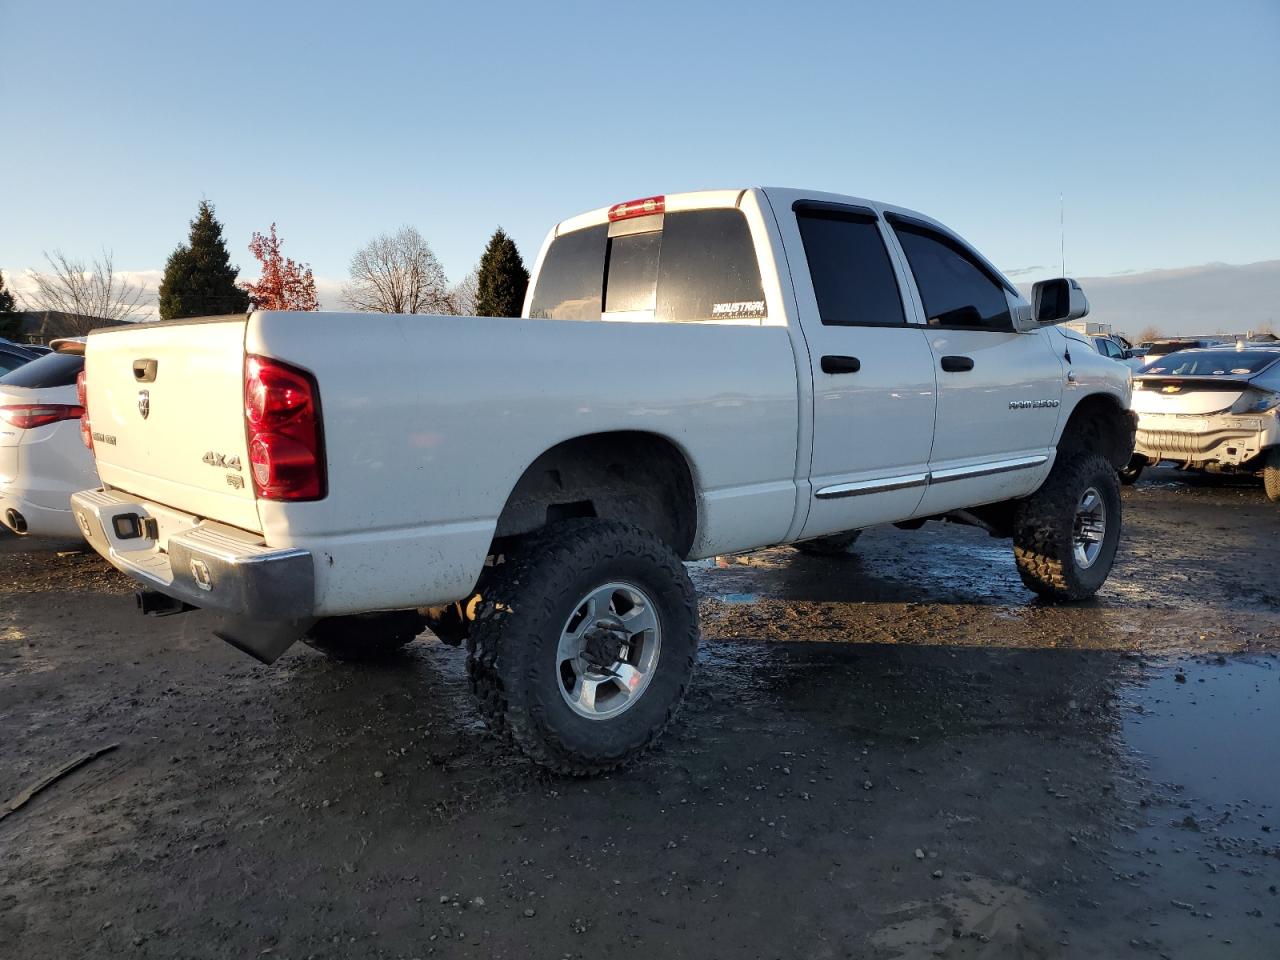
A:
1138;350;1279;378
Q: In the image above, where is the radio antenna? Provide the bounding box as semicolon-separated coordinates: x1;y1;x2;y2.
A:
1059;192;1066;277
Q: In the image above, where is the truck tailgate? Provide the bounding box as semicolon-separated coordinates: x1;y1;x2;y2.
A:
85;317;261;534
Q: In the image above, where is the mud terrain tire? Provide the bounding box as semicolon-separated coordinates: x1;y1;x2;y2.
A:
1264;448;1280;503
304;611;423;661
467;519;698;776
792;530;862;556
1013;452;1121;601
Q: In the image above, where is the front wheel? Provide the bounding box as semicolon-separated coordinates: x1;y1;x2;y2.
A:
1263;448;1280;503
1013;453;1122;601
467;519;699;775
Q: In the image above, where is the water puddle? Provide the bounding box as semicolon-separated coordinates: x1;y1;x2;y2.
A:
1125;657;1279;807
1113;656;1280;955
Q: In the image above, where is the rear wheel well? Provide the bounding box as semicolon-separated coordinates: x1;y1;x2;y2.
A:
493;432;698;558
1057;393;1136;469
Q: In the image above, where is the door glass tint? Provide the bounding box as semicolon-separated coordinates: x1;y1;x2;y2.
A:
527;224;608;320
604;230;662;314
893;224;1012;331
656;209;766;323
0;351;83;387
796;212;905;326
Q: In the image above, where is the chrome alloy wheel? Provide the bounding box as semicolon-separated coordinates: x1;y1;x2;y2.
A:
1072;486;1107;569
557;582;662;721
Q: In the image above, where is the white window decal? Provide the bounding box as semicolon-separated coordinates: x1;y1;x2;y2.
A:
711;301;766;318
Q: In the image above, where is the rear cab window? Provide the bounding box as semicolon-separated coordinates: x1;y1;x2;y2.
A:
527;225;608;320
528;208;767;324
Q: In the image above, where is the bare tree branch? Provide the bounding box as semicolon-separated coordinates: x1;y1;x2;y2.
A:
448;265;480;317
25;250;148;334
341;227;453;314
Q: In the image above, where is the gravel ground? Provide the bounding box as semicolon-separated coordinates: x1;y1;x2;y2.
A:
1;467;1278;959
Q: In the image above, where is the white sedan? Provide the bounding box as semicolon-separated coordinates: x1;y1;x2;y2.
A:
0;342;99;537
1126;345;1280;499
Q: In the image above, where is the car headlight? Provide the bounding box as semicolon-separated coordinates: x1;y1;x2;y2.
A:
1229;390;1280;415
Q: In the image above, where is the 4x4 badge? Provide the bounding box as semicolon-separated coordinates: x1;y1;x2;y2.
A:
202;451;242;471
137;390;150;419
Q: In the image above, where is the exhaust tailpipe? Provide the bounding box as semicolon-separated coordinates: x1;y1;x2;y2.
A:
4;508;27;534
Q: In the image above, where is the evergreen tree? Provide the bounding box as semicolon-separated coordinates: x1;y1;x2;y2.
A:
0;269;19;340
473;228;529;318
158;200;250;320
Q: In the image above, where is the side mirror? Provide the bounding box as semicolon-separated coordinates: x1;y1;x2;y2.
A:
1031;277;1089;325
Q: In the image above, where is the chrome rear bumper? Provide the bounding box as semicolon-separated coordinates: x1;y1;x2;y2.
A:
70;488;316;662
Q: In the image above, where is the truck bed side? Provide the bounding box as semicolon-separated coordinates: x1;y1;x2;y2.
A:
246;310;801;615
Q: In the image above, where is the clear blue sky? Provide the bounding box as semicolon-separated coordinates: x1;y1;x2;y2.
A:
2;0;1277;296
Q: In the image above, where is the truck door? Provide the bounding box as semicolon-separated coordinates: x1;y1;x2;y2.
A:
884;215;1064;516
785;201;939;539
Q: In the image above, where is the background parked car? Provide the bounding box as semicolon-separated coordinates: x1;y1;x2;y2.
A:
1089;334;1145;371
1125;345;1280;497
1139;337;1223;366
0;341;43;375
0;341;97;537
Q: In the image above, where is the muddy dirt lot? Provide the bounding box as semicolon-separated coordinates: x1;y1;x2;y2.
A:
2;467;1278;959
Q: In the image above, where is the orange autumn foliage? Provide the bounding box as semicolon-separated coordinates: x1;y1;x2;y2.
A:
242;224;318;311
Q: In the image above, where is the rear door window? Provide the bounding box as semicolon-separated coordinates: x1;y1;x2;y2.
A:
0;351;84;387
795;206;905;327
891;221;1013;332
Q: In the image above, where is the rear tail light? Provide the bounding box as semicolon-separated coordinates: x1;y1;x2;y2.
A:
0;404;85;430
76;369;93;450
607;195;665;221
1229;389;1280;415
244;355;325;500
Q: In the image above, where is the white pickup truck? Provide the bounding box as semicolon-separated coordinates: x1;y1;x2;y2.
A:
73;188;1135;773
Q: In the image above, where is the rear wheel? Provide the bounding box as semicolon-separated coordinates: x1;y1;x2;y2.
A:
1263;448;1280;503
792;530;862;557
1013;453;1122;601
304;611;424;661
467;519;698;775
